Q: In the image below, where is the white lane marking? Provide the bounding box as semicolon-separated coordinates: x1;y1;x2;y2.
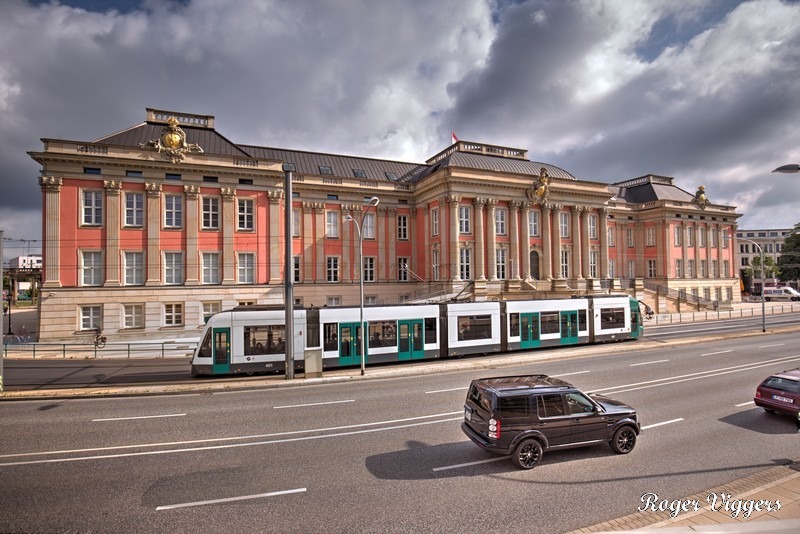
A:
551;371;591;377
273;400;354;409
92;414;186;422
759;344;785;349
426;386;469;394
641;418;683;430
433;457;508;472
157;488;307;511
629;360;669;367
736;401;755;407
700;350;732;357
0;412;463;463
592;354;800;395
0;416;464;467
647;324;745;336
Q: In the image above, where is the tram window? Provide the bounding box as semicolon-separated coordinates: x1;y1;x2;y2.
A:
540;312;560;335
424;317;437;344
369;320;397;348
244;325;285;354
600;307;626;329
323;323;338;351
198;331;212;358
306;322;320;348
578;310;587;329
457;315;491;341
509;313;520;337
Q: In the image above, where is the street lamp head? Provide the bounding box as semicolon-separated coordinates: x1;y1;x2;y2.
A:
343;214;355;222
772;164;800;174
367;196;380;207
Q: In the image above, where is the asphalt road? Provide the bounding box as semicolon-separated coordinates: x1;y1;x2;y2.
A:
2;330;799;532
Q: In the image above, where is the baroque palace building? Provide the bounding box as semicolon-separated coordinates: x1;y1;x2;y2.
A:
29;108;742;341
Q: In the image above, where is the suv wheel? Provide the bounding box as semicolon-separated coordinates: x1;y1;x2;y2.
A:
512;439;543;470
610;426;637;454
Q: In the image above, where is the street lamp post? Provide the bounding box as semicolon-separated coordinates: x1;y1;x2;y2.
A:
344;196;380;376
739;237;767;333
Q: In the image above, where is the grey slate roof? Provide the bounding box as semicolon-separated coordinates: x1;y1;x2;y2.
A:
611;175;695;204
422;151;576;181
94;122;253;158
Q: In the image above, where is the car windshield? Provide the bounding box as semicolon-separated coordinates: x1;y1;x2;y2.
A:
763;377;800;394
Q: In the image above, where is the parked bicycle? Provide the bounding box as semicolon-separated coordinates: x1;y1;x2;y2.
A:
92;328;106;349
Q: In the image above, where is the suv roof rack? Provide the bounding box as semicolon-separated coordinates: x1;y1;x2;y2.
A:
475;375;572;391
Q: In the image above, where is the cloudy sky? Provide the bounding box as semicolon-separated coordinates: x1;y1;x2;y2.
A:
2;0;800;260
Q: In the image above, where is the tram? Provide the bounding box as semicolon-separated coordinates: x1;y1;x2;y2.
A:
190;295;644;376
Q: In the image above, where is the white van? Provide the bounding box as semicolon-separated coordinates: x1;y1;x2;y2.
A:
762;287;800;302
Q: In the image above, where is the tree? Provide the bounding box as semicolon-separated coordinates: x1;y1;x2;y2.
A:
744;254;780;284
778;223;800;283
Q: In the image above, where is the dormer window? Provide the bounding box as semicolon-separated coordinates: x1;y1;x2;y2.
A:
353;169;367;178
319;166;333;175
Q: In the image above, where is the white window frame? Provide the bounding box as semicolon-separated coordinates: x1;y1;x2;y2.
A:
326;211;339;238
495;248;507;280
674;226;682;246
165;194;183;229
81;251;103;287
528;210;539;237
80;305;102;331
363;213;375;239
164;303;183;326
397;215;408;240
125;192;144;227
291;207;301;237
398;257;409;282
627;259;635;279
559;212;569;238
589;249;598;278
459;206;471;234
607;226;616;247
646;227;655;247
364;256;375;282
202;197;220;230
238;198;254;231
164;252;184;285
495;208;507;236
459;247;471;280
647;259;657;278
432;248;440;281
238;252;255;284
431;208;439;236
627;228;634;248
687;226;694;247
82;190;103;226
202;302;221;323
123;304;144;329
675;259;683;278
588;214;598;240
202;252;220;284
124;251;144;286
326;256;339;282
560;249;570;278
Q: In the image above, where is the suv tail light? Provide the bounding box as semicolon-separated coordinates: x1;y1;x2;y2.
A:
755;390;762;399
488;417;500;440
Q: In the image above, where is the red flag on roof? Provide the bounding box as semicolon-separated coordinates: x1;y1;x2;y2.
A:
451;130;459;144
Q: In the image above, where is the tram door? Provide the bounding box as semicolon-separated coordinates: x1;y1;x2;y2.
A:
398;319;424;360
211;328;231;374
338;322;364;367
559;311;579;345
520;312;541;349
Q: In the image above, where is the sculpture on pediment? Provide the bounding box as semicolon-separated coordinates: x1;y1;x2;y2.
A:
693;185;710;209
140;116;204;164
527;167;550;205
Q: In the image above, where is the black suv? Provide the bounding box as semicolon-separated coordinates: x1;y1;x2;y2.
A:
462;375;640;469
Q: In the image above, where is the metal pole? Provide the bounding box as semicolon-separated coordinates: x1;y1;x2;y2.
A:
759;244;766;333
284;168;294;379
357;220;365;376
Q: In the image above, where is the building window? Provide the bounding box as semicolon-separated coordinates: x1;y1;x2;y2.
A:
319;166;333;175
700;260;707;278
238;198;254;231
124;251;144;286
363;213;375;239
203;176;218;183
81;251;103;286
292;208;301;237
496;249;507;280
608;258;616;278
84;167;101;175
711;260;718;277
326;211;339;238
239;178;253;185
687;227;694;247
293;256;301;283
459;248;471;280
721;229;729;248
126;170;143;177
560;249;570;278
589;249;598;278
165;194;182;228
326;296;341;307
202;302;221;323
432;249;440;281
365;296;378;305
528;210;539;237
352;169;367;178
125;192;144;227
80;305;102;331
364;257;375;282
495;208;507;236
164;303;183;326
627;228;634;248
711;228;719;248
82;191;103;226
459;206;471;234
326;256;339;282
202;197;219;229
559;212;570;238
398;258;409;281
688;259;696;278
699;227;706;247
607;226;616;247
202;252;220;284
646;227;655;247
589;215;598;240
627;259;635;279
431;208;439;236
723;260;730;277
397;215;408;240
165;173;181;181
238;252;255;284
123;304;144;329
741;257;749;267
647;259;657;278
164;252;184;285
675;259;683;278
674;226;682;246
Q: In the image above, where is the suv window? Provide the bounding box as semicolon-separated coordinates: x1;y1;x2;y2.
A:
536;394;565;417
468;384;492;412
498;395;530;420
566;392;596;414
